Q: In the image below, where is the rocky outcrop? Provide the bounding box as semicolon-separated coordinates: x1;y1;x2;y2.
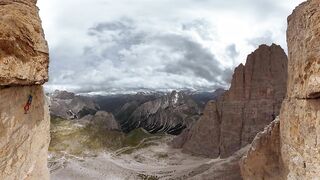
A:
90;111;120;131
241;1;320;179
172;101;221;157
240;118;283;180
0;0;49;85
119;91;201;135
173;44;288;158
0;1;50;179
49;90;100;119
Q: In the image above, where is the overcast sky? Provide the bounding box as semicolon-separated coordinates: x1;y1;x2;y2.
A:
37;0;304;94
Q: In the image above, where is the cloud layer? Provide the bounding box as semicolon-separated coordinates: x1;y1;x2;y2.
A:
37;0;304;93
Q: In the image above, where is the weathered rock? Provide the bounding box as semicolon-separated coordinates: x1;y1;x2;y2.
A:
0;0;49;85
0;1;50;179
281;1;320;179
241;1;320;179
180;101;221;157
0;86;50;180
286;0;320;99
173;44;288;158
240;118;284;180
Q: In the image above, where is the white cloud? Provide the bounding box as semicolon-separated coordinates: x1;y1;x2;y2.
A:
37;0;305;93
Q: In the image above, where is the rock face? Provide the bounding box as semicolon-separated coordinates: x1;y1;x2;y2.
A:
240;118;283;180
0;1;50;179
281;1;320;178
241;1;320;179
0;86;50;180
119;91;201;135
173;44;288;158
0;0;49;85
49;90;100;119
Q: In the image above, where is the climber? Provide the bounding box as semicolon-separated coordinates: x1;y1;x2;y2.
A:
24;95;33;114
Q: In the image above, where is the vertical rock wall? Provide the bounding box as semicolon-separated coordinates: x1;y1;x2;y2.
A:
241;1;320;179
0;86;50;180
281;0;320;178
0;0;50;179
173;44;288;158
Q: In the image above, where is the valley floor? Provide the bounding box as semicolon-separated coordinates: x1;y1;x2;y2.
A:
49;136;213;180
48;118;247;180
49;135;247;180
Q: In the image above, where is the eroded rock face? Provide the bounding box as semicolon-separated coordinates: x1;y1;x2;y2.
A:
241;1;320;179
286;0;320;99
240;118;284;180
179;101;221;157
281;2;320;178
0;0;49;85
0;86;50;180
173;44;288;158
0;1;50;179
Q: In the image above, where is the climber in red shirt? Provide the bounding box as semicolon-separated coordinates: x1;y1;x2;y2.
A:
24;95;33;114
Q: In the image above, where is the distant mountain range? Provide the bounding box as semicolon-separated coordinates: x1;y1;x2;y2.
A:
48;89;225;135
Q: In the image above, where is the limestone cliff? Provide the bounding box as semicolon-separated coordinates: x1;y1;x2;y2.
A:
281;0;320;178
0;0;49;85
172;44;288;158
0;0;50;179
240;118;283;179
241;1;320;179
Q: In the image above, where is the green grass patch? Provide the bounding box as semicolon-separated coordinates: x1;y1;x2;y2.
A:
49;116;166;156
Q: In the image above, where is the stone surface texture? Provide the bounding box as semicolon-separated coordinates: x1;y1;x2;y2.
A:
0;0;49;85
172;44;288;158
240;118;284;180
281;1;320;178
0;86;50;180
0;0;50;179
241;1;320;179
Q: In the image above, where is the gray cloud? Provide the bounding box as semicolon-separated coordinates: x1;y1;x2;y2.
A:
247;31;274;48
38;0;304;93
226;44;239;60
48;18;231;93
